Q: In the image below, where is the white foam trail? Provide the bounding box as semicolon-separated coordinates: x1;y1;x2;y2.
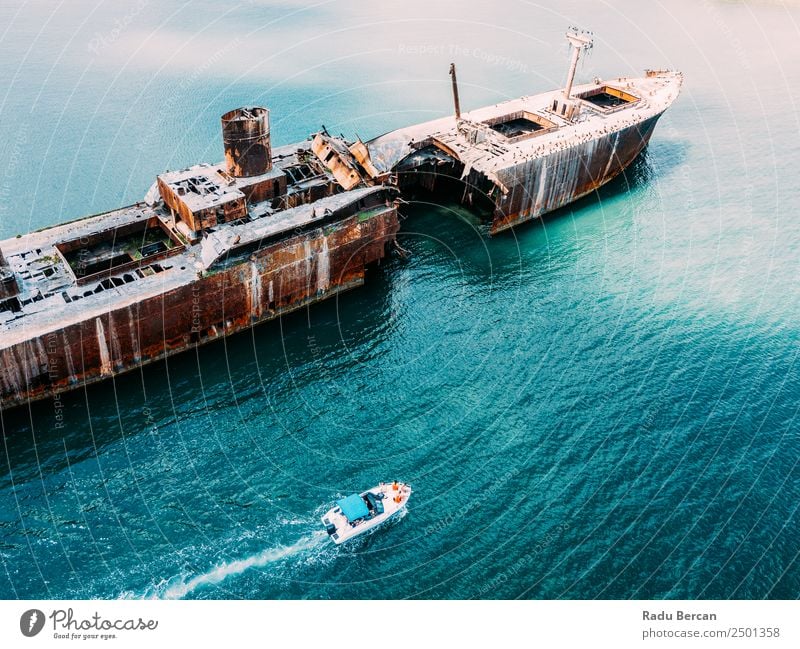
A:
153;532;326;600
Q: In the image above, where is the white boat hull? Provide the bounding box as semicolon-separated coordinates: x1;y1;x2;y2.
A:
321;482;411;545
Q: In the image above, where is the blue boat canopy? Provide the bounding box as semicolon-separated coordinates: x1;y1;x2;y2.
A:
336;494;369;521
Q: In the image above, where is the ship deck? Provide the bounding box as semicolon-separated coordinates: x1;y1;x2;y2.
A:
0;173;384;348
367;72;682;185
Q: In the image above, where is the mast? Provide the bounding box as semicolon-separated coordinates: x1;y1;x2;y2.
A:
563;27;593;100
449;63;461;120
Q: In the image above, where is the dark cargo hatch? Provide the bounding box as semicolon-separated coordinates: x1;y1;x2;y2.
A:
579;85;639;110
482;110;556;143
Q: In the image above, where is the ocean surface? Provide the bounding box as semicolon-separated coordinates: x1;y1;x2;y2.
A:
1;0;799;599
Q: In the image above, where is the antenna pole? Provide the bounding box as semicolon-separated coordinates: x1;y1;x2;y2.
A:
449;63;461;120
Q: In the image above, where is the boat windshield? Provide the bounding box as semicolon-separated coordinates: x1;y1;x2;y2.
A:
365;492;384;515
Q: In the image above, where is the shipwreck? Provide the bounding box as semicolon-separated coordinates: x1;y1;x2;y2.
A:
0;29;681;410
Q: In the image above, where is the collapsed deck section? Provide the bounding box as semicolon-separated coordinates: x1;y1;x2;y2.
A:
55;216;185;286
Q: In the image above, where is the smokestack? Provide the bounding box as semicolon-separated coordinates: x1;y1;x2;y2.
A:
221;106;272;177
449;63;461;120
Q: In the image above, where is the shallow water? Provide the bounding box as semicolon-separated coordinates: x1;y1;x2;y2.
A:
1;0;798;599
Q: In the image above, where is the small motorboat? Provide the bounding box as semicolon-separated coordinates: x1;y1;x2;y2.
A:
321;481;411;544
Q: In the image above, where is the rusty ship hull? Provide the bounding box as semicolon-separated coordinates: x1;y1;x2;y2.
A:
0;106;401;412
365;71;681;234
489;111;664;232
0;192;397;411
0;32;681;411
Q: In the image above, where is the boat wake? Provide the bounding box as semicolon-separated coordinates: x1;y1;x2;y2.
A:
146;530;327;600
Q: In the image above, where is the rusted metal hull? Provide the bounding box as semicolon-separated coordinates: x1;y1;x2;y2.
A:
1;59;681;412
365;69;681;236
0;208;398;410
489;113;663;233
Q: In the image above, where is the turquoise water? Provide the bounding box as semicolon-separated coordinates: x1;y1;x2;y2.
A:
1;0;799;599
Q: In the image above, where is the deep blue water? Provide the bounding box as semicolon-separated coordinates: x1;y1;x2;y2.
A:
1;0;799;599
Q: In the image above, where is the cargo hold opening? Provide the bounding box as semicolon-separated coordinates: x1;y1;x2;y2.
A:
483;111;557;142
579;85;639;109
55;217;185;285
